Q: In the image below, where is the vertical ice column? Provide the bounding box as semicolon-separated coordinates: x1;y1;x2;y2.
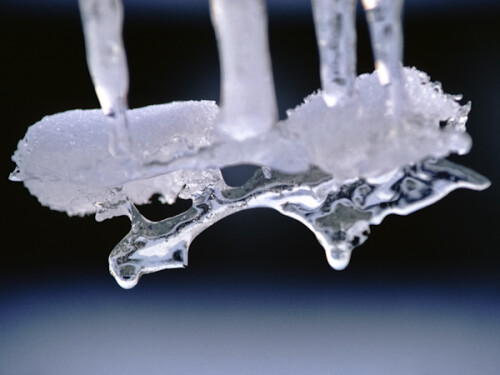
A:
79;0;131;156
362;0;404;113
210;0;278;141
311;0;357;107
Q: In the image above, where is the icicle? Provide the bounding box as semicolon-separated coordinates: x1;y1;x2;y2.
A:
311;0;357;106
210;0;278;141
78;0;131;156
362;0;404;114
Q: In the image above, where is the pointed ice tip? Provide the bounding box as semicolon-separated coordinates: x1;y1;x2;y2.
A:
456;165;491;192
8;167;22;182
115;277;139;290
470;167;492;191
110;264;140;289
476;177;492;191
8;173;21;182
326;248;351;271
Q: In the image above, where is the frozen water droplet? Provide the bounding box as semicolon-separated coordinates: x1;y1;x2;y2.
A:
326;247;352;270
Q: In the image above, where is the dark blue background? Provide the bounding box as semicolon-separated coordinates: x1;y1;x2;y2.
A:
1;1;499;373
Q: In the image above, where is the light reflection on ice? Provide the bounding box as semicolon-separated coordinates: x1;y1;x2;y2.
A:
109;159;489;289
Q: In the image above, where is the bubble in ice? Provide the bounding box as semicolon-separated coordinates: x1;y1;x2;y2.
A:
9;0;490;288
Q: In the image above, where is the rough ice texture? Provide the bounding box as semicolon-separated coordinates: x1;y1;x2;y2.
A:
12;101;219;216
281;67;472;182
11;68;472;217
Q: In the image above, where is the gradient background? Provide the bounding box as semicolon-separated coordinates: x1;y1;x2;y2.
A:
1;1;499;374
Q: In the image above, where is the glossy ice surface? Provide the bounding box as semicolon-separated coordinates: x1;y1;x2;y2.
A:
109;159;489;288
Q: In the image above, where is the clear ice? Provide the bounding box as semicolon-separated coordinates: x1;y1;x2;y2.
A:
110;160;488;289
10;0;490;288
210;0;278;140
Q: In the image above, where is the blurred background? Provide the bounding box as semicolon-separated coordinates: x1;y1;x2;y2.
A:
1;0;499;374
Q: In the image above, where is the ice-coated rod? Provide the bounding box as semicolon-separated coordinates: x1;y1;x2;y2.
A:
210;0;278;141
78;0;131;157
311;0;357;107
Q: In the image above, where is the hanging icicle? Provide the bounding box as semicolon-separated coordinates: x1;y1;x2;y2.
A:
312;0;357;106
9;0;489;288
78;0;131;156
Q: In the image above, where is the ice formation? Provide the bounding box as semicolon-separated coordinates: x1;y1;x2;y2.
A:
10;0;489;288
78;0;130;156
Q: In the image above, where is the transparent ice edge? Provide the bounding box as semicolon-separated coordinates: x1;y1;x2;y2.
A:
109;158;490;289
